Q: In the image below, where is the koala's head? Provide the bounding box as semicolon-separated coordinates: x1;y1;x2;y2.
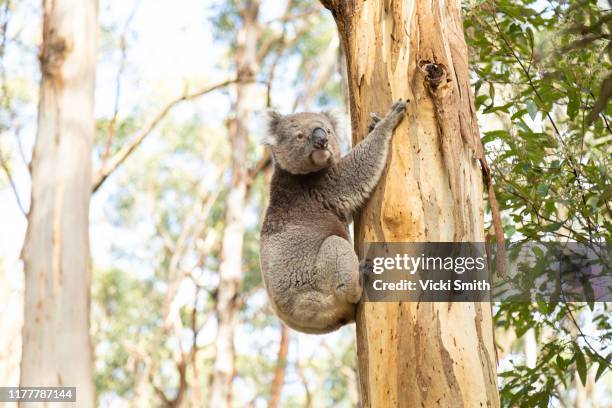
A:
264;111;341;174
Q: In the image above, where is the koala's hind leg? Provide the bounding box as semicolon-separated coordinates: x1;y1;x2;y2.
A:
316;235;362;304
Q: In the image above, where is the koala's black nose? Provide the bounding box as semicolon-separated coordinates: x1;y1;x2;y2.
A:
312;127;328;149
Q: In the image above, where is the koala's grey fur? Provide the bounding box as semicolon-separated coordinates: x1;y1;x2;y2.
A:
260;100;407;334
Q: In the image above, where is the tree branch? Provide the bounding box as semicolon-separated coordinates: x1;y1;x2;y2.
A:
101;0;140;163
294;347;312;408
0;150;26;216
292;36;338;111
162;163;227;329
92;78;238;193
256;0;295;64
262;0;294;105
151;361;187;408
245;150;271;195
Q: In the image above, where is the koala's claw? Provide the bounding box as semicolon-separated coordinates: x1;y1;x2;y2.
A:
368;99;407;133
383;99;407;128
390;99;408;113
368;112;383;132
359;258;374;275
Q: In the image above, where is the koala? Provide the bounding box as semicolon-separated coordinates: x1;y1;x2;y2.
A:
260;100;407;334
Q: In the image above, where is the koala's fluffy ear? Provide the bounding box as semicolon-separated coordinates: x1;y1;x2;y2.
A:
262;110;283;146
322;111;339;133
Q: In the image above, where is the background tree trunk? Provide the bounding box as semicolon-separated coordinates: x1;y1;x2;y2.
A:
320;1;499;406
268;325;289;408
209;1;260;406
20;0;97;406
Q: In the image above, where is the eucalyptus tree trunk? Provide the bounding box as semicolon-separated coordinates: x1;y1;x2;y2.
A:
20;0;97;406
320;1;499;406
209;1;260;407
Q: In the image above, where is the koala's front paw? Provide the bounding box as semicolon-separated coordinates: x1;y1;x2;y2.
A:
359;258;374;276
371;99;407;134
385;99;408;127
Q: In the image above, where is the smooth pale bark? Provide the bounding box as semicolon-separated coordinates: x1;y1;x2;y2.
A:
20;0;97;407
209;1;260;407
320;1;499;407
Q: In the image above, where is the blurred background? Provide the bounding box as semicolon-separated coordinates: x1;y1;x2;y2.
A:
0;0;610;407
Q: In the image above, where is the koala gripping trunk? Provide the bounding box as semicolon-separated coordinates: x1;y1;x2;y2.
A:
320;1;500;407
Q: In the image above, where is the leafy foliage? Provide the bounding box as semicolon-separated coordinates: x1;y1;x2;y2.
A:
465;0;611;405
93;266;163;398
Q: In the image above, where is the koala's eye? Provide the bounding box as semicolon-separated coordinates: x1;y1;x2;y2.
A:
296;133;305;140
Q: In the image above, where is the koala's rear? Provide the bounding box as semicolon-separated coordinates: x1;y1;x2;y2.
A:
260;100;407;334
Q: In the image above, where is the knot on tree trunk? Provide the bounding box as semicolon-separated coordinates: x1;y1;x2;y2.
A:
237;65;257;83
419;60;448;91
40;30;68;78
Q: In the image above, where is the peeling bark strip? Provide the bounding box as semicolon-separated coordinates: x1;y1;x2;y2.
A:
21;0;97;407
320;1;500;407
479;158;507;279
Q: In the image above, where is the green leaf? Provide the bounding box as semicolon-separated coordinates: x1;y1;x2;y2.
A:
536;184;549;197
482;129;509;144
567;93;579;120
511;109;528;120
575;346;587;386
556;355;565;370
543;222;563;232
595;360;608;381
475;94;489;108
527;100;538;120
598;186;612;206
532;246;544;258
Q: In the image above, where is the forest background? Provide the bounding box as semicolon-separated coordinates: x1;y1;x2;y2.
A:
0;0;610;407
